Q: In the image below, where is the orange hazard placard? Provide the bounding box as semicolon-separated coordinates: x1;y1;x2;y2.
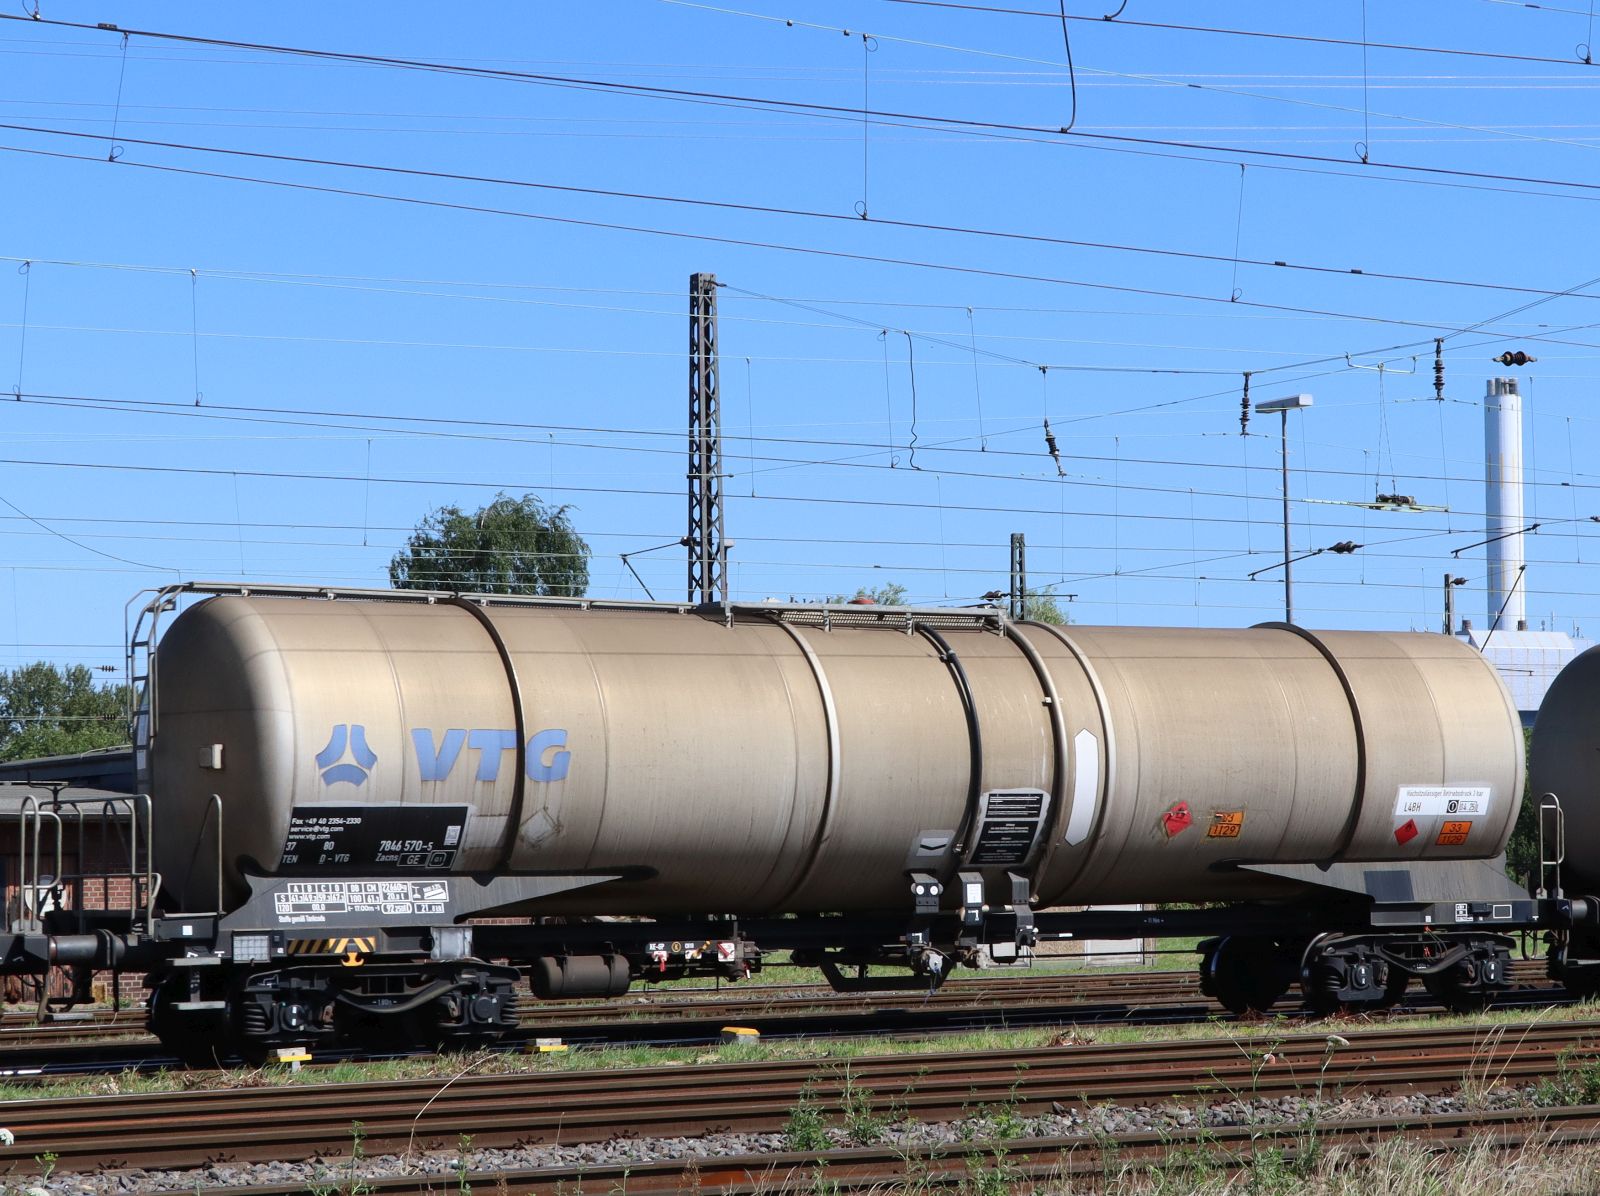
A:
1207;810;1245;839
1436;820;1472;846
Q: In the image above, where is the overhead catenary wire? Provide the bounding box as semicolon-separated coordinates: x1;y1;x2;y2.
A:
9;120;1600;307
3;13;1600;629
31;388;1600;534
0;493;168;570
9;147;1600;392
22;384;1600;508
13;509;1600;575
663;0;1600;158
22;9;1596;160
9;15;1600;199
8;137;1600;421
875;0;1600;68
6;139;1525;346
0;448;1575;540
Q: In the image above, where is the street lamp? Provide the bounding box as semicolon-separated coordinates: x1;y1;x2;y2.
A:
1253;393;1313;624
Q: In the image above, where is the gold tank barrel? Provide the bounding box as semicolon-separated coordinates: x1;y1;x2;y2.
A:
145;594;1524;915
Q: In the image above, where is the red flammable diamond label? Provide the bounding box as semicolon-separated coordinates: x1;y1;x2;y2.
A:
1394;818;1419;845
1162;801;1193;837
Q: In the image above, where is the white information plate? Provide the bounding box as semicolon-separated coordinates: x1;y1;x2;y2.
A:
1393;785;1492;818
272;879;450;925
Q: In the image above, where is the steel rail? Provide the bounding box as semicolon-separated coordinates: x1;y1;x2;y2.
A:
3;1017;1598;1175
178;1101;1600;1195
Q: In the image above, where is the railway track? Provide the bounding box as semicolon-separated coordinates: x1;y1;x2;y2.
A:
6;1015;1598;1176
179;1102;1600;1194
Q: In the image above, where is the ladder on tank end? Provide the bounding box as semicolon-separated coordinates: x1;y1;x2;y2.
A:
125;585;196;792
1537;792;1565;900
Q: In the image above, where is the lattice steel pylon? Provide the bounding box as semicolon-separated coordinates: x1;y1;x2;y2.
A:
686;272;727;605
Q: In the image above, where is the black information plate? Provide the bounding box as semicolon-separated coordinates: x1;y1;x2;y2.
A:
279;805;471;872
967;790;1049;867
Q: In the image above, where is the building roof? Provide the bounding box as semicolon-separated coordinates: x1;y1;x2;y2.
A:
0;781;136;817
0;748;135;792
1458;629;1594;722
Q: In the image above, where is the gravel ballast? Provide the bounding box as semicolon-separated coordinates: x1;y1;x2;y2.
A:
29;1084;1554;1194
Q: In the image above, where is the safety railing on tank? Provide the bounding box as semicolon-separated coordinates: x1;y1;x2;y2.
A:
125;581;1020;766
125;581;708;769
12;790;159;935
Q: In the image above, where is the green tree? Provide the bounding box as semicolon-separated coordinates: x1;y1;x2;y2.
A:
390;493;590;596
1506;727;1538;886
0;663;131;762
825;583;910;606
1023;588;1071;625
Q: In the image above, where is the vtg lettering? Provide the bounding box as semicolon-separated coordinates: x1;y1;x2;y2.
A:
411;728;571;783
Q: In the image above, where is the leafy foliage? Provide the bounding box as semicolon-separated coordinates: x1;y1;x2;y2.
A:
826;583;910;605
1023;588;1071;624
1506;726;1538;886
390;493;590;596
0;662;130;761
818;583;1070;621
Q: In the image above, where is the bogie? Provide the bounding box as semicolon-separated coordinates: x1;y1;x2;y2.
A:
145;959;520;1063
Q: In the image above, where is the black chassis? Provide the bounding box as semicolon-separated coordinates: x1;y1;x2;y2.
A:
1;866;1591;1056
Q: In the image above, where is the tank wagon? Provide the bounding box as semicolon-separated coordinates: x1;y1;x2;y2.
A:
1526;643;1600;997
0;582;1586;1061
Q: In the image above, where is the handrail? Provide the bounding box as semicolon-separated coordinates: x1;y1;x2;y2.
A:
188;793;224;915
214;794;223;916
1537;792;1565;900
16;794;37;932
15;797;63;934
6;790;158;932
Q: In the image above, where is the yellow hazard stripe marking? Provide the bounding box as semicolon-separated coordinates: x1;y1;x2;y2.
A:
286;936;376;956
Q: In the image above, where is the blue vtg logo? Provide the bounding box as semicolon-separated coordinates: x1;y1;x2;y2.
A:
315;724;377;787
316;724;572;787
411;727;571;784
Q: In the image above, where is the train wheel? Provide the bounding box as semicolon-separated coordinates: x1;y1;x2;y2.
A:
1554;942;1600;1000
1201;936;1294;1015
1302;959;1346;1016
1378;964;1411;1009
1305;958;1409;1016
1422;966;1494;1013
148;978;232;1068
1563;967;1600;1000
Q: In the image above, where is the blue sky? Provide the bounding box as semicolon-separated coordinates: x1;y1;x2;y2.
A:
2;1;1600;670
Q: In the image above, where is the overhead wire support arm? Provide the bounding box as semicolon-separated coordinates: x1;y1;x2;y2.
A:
1452;522;1544;558
620;540;680;603
1247;540;1361;581
1481;564;1528;650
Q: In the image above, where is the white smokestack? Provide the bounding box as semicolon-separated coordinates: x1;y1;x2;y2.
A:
1485;376;1526;632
